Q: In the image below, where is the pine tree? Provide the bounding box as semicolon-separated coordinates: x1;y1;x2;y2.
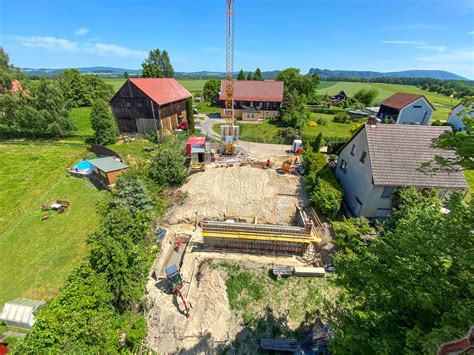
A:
246;72;254;80
237;69;246;80
254;68;263;81
186;98;195;133
90;99;119;145
313;133;323;152
160;50;174;78
142;49;162;78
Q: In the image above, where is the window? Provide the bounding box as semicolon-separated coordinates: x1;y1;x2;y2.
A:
126;102;132;108
137;102;142;108
381;187;393;198
360;151;367;163
340;159;348;172
350;144;356;156
413;105;422;108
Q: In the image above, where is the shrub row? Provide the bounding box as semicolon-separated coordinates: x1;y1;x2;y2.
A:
309;107;344;114
302;150;343;217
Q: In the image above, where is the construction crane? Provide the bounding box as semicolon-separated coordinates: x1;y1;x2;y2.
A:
223;0;236;155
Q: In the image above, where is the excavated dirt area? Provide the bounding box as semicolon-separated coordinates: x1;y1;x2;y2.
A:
165;166;305;225
145;224;309;353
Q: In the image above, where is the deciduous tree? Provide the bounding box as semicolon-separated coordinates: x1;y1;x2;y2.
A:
353;88;379;106
276;68;319;98
90;99;118;145
149;144;188;187
203;78;221;101
141;48;174;78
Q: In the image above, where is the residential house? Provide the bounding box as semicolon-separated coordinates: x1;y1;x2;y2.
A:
330;90;348;104
219;80;284;121
110;78;192;134
378;92;435;124
335;120;467;218
447;102;473;131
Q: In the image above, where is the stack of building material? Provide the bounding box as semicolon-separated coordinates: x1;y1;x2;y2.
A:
261;338;298;352
293;267;325;277
272;265;293;277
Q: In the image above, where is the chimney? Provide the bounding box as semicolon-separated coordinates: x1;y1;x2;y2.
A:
367;115;378;127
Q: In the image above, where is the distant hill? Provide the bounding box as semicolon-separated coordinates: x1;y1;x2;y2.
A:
308;68;467;81
20;67;281;79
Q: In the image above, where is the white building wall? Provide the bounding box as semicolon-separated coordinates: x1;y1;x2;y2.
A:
397;97;434;125
335;128;375;216
447;104;472;131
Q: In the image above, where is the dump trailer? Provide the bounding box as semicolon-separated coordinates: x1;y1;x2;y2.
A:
202;220;321;255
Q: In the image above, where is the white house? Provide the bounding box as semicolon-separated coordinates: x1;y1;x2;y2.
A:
377;92;435;125
334;120;468;218
447;103;473;131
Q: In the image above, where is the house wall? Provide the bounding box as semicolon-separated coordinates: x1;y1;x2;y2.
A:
335;127;375;216
397;97;433;125
221;108;279;121
447;104;471;131
106;169;128;186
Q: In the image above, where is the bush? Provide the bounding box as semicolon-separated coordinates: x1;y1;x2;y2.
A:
149;144;188;187
90;99;118;145
310;177;343;218
302;151;343;217
316;117;328;125
324;136;348;153
277;127;300;144
431;119;442;126
333;111;351;123
310;107;343;114
113;174;154;212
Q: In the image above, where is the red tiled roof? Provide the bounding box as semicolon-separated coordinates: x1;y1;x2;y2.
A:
128;78;191;106
381;92;427;110
187;137;206;145
219;80;284;102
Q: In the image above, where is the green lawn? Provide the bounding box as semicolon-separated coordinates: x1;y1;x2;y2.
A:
0;143;108;305
317;81;337;90
212;114;352;144
316;81;459;121
70;107;93;137
102;78;206;94
195;101;221;115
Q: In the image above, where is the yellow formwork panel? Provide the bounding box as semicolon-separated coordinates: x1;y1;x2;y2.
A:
203;230;321;244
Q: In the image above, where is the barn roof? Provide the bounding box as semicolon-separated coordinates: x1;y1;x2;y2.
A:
89;157;128;172
219;80;284;102
126;78;192;106
362;124;467;189
381;92;435;111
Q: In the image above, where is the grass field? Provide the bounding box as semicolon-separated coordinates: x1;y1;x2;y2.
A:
70;107;93;137
317;81;459;121
212;114;352;144
0;143;108;305
103;78;207;94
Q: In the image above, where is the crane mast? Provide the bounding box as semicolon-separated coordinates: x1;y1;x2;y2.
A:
223;0;235;154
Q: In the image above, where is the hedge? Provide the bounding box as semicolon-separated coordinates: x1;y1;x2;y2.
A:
303;151;343;217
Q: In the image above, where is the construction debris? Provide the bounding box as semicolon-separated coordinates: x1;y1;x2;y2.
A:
293;266;326;277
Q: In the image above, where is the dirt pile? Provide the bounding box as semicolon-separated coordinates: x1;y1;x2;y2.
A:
165;166;304;225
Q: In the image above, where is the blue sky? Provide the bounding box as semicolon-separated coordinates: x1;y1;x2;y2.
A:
1;0;473;78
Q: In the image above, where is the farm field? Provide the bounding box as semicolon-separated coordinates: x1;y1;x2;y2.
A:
70;107;93;137
103;78;207;93
317;81;458;121
0;143;108;305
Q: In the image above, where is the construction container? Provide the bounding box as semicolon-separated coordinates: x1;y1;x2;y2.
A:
293;267;326;277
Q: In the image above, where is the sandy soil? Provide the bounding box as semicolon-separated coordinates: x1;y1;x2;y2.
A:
165;166;305;225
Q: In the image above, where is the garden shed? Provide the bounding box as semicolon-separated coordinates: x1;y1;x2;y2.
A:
0;298;45;329
89;157;128;188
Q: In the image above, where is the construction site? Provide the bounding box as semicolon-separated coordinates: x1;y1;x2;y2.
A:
143;1;334;352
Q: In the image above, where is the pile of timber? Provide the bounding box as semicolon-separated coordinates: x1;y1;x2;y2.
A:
202;220;321;255
261;338;298;352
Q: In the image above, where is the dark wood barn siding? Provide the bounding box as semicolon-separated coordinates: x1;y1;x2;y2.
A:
159;100;187;118
110;81;160;133
378;105;400;121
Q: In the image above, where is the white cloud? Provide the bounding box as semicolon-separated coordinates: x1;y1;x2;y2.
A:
381;40;425;45
83;43;146;58
469;31;474;35
381;40;446;52
415;45;446;52
12;35;146;59
74;27;89;36
16;36;79;52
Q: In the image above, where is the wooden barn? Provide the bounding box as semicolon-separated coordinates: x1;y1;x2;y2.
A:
109;78;192;134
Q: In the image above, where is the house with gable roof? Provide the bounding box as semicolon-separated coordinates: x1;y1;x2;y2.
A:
377;92;435;125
